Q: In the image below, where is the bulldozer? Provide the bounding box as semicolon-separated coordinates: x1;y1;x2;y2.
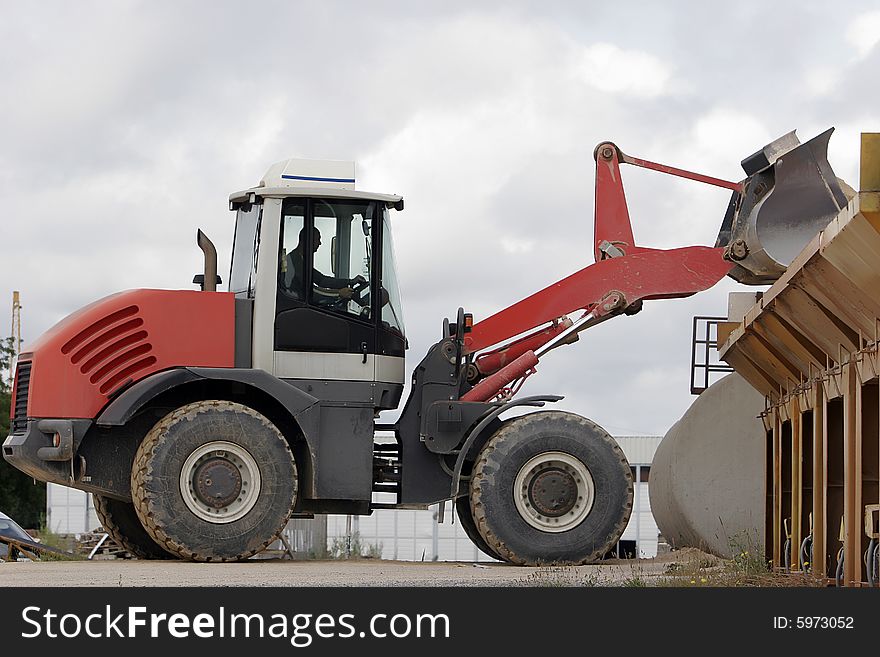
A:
3;128;849;564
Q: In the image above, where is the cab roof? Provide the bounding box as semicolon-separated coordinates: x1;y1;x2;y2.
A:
229;157;403;209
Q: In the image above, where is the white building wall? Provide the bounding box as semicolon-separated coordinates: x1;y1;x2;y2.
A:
46;484;100;535
620;481;658;558
615;436;663;465
327;505;496;562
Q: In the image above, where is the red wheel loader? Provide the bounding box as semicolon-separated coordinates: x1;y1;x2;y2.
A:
3;129;849;563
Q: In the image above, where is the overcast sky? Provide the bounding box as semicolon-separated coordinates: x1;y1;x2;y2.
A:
2;1;879;436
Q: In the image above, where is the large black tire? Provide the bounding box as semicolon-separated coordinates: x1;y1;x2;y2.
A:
455;495;502;561
470;411;633;565
93;494;173;560
131;400;297;562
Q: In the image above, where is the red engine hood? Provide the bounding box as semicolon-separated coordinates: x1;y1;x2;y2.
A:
19;289;235;419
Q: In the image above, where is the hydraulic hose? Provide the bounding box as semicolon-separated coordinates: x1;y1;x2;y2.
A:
866;538;877;587
799;535;812;572
874;544;880;588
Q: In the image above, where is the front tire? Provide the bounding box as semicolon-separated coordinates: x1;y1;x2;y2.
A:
131;400;297;562
470;411;632;565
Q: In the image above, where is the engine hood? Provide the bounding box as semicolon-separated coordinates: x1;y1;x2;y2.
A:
19;289;235;419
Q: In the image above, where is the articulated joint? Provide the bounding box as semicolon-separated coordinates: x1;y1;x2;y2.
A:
595;290;627;317
594;142;622;162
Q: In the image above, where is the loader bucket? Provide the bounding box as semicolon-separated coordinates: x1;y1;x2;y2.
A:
717;128;851;285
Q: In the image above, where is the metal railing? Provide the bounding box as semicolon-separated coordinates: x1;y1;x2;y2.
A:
690;315;734;395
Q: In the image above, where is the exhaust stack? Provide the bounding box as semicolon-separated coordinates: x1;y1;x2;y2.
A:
196;229;218;292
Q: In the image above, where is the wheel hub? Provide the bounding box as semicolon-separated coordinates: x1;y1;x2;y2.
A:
179;441;261;524
529;468;578;517
193;458;242;509
513;451;595;533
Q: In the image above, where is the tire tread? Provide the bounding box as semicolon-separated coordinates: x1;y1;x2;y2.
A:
470;410;633;566
131;400;296;562
93;494;171;560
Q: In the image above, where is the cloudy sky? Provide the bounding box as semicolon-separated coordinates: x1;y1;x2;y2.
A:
2;1;879;436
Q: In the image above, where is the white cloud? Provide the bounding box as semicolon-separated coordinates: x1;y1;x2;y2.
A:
500;236;534;254
846;10;880;59
690;110;772;170
572;43;675;98
803;66;839;97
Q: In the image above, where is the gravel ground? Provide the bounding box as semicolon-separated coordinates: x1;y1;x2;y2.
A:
0;557;681;587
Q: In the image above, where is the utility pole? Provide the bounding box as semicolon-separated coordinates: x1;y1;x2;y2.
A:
8;290;22;385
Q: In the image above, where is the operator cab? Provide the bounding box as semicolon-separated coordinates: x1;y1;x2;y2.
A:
228;158;407;394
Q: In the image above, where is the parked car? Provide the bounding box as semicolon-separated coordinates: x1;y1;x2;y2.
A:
0;511;37;560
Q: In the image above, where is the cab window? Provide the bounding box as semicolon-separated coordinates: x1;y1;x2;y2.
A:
279;198;373;319
380;207;405;335
279;201;307;299
229;202;261;297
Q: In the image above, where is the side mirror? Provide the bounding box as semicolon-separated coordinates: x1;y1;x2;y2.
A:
330;235;337;275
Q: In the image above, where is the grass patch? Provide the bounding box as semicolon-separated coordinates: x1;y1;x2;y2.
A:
515;565;602;587
654;534;824;587
35;526;84;561
326;532;384;560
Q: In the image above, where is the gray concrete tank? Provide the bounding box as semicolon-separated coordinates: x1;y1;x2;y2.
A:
650;373;766;558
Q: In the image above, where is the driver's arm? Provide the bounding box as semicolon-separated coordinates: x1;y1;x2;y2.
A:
312;268;353;290
312;270;368;301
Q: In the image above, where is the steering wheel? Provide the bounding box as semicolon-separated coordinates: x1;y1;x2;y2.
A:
353;278;372;318
346;276;369;308
324;277;370;313
351;276;370;297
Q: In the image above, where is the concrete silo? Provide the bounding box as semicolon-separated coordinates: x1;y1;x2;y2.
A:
650;373;765;558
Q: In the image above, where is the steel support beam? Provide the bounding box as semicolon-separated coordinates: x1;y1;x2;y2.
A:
812;384;826;578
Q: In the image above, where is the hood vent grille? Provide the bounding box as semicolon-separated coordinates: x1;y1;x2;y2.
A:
61;304;155;396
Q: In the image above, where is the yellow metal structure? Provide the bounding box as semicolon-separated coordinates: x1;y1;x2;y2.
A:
719;134;880;586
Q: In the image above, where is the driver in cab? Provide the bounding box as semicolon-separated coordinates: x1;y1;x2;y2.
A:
284;227;367;309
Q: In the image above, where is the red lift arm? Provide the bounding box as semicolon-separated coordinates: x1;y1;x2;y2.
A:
461;142;739;402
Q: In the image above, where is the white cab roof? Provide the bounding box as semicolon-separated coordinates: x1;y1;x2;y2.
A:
229;157;403;206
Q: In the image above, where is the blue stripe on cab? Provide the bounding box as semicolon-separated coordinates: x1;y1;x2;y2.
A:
281;174;356;183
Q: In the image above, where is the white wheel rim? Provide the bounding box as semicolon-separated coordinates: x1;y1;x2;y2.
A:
513;451;595;533
179;441;261;524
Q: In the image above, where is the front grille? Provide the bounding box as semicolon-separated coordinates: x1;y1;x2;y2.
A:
11;361;31;433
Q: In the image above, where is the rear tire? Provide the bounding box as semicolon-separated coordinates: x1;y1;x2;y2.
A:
131;400;297;562
455;495;502;561
470;411;632;565
93;494;172;560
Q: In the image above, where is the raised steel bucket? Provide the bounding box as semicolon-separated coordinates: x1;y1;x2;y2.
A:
717;128;851;285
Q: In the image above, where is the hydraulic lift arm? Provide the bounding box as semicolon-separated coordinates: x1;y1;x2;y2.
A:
461;142;740;401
